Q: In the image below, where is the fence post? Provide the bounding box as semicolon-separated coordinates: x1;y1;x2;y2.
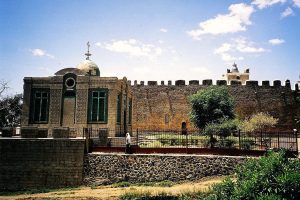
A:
186;131;188;154
260;130;263;148
238;130;241;149
137;128;139;146
277;132;280;149
295;130;298;153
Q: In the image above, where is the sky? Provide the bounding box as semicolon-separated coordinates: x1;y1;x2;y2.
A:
1;0;300;95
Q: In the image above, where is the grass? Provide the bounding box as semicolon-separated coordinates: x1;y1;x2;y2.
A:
112;180;175;188
0;187;79;196
118;190;208;200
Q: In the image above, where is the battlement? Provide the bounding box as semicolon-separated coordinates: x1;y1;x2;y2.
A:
132;79;293;89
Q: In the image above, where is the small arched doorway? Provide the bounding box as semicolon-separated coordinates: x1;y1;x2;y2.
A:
181;122;187;135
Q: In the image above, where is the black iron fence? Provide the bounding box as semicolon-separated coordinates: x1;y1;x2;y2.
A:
1;127;298;154
86;128;298;153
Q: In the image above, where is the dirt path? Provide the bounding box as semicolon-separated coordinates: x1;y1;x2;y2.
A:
0;176;226;200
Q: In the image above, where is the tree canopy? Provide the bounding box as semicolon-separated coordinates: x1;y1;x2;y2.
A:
189;86;235;129
0;81;22;127
241;112;278;132
0;94;22;127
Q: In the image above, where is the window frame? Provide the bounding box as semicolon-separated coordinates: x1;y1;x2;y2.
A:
117;93;122;124
128;98;132;125
30;88;50;124
88;88;108;124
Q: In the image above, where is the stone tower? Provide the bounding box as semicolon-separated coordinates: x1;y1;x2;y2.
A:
225;63;249;84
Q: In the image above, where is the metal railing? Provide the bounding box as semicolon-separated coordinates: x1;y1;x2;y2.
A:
87;129;298;152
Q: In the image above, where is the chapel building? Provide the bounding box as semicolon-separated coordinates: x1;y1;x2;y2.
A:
21;43;132;136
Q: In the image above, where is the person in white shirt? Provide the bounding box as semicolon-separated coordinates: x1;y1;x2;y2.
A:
125;132;131;154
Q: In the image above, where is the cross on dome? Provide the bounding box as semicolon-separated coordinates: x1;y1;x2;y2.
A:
85;41;92;60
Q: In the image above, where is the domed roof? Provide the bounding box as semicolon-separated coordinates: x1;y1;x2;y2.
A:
231;63;239;73
76;42;100;76
77;59;100;76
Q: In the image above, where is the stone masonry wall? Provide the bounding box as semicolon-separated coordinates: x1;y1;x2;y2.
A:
0;138;85;191
83;153;247;185
131;80;297;131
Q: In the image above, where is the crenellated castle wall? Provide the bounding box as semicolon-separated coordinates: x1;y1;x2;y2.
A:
131;79;297;131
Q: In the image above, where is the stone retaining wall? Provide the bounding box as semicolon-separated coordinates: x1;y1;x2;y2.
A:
0;138;85;191
84;153;247;185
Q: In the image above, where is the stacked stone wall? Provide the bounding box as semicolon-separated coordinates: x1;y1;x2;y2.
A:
131;80;297;131
0;139;85;191
84;153;247;185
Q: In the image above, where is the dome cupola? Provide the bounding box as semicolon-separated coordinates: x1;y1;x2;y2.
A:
77;42;100;76
231;62;239;73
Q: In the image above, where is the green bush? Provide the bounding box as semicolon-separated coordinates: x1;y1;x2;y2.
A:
209;177;235;200
204;119;240;139
207;150;300;200
191;138;199;145
171;150;300;200
216;138;236;148
240;139;255;150
202;136;217;148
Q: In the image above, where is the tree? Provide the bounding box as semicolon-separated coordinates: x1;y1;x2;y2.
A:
0;94;22;127
241;112;278;132
189;86;235;129
0;80;22;127
0;80;9;111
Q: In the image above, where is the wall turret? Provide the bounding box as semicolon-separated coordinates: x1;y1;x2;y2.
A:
224;63;249;85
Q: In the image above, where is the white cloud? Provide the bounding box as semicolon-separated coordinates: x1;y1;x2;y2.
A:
281;7;294;18
160;28;168;33
235;38;266;53
214;43;244;62
214;43;232;54
30;48;54;59
214;37;266;62
252;0;286;9
269;38;285;45
292;0;300;7
187;3;255;40
96;39;163;60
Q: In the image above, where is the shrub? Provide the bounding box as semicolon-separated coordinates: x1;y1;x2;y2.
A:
234;150;299;199
217;138;236;148
240;139;256;150
191;138;198;145
202;150;300;200
241;112;278;132
204;119;240;148
202;136;217;148
209;177;235;200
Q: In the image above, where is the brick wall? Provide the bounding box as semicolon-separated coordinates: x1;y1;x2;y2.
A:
0;138;85;191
